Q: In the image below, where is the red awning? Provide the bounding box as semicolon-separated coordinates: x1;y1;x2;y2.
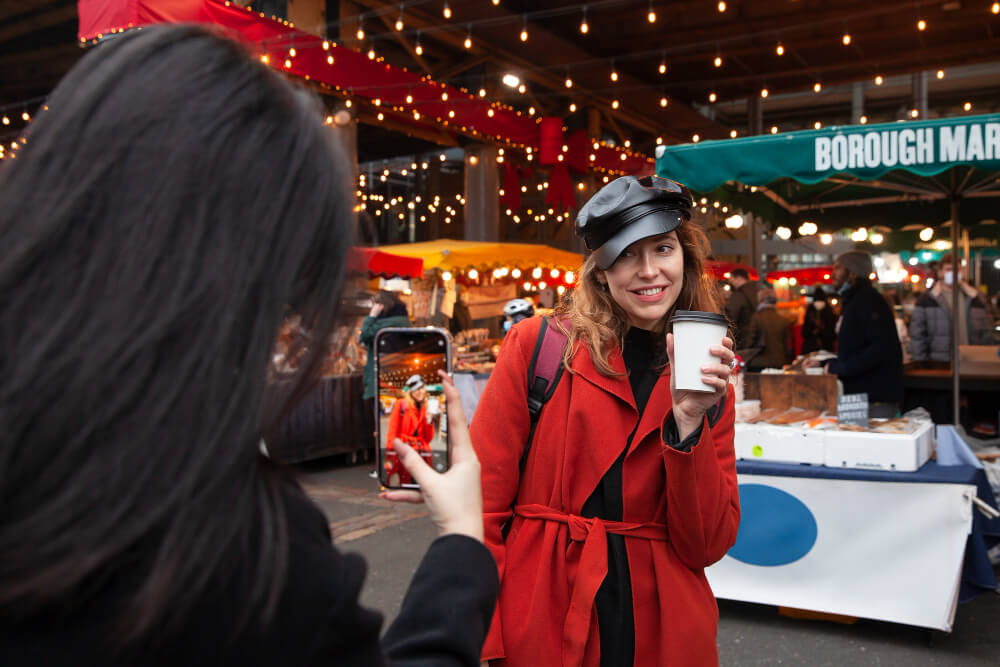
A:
704;260;759;282
766;265;834;285
350;248;424;280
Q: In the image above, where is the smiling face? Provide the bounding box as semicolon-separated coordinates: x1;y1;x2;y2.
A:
597;232;684;330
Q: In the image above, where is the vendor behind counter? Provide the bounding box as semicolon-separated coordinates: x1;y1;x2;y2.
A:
804;251;903;418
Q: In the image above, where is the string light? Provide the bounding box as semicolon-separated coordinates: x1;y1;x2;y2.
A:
842;32;851;45
730;129;738;138
565;75;573;88
478;88;487;97
395;7;404;31
610;63;618;82
814;121;822;129
860;115;868;124
356;21;364;40
760;88;768;98
919;227;934;242
443;2;451;19
936;69;945;79
464;26;472;49
713;55;722;67
580;8;589;34
993;3;1000;14
820;233;833;245
415;32;423;55
875;74;883;85
647;1;657;23
964;101;972;111
708;92;717;103
569;103;577;112
813;82;822;93
776;42;784;56
917;18;926;31
910;109;919;118
658;57;667;74
520;15;529;42
717;1;726;11
612;99;620;109
770;125;779;134
660;96;668;107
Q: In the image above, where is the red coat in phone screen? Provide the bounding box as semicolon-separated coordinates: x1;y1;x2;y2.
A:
384;396;435;484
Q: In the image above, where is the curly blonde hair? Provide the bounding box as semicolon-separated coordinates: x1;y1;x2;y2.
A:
553;219;724;376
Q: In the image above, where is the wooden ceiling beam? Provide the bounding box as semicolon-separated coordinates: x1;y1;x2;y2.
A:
0;4;76;44
372;10;435;76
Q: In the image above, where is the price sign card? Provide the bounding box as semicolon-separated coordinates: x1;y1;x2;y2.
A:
837;392;869;427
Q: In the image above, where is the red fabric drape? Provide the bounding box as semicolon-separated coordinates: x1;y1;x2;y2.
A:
77;0;653;176
545;163;577;213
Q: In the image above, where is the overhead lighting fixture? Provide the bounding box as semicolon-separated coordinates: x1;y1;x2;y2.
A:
776;42;784;56
775;226;792;240
717;1;727;11
770;126;779;134
820;233;833;245
502;73;520;88
648;1;657;23
813;82;822;93
860;115;868;124
709;92;717;103
580;8;589;34
714;55;723;67
917;19;927;31
761;88;769;98
730;129;738;138
919;227;934;241
964;101;972;111
725;214;744;229
798;221;818;236
874;74;884;85
842;32;851;45
443;1;451;19
937;69;945;79
692;134;700;142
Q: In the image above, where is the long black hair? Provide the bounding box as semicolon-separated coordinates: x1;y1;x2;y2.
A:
0;25;353;642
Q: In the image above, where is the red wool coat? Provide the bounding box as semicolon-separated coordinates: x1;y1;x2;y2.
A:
470;317;740;667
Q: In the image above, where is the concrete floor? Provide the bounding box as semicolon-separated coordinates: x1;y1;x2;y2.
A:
296;457;1000;666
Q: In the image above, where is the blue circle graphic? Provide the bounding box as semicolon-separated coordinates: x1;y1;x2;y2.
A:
728;483;818;566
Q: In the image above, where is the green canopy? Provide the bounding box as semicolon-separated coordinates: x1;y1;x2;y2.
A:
657;113;1000;235
657;113;1000;192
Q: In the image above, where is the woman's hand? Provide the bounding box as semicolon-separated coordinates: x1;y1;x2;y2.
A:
380;370;484;542
666;333;734;441
368;302;384;318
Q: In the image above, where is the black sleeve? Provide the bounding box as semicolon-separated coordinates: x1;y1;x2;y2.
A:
382;535;499;667
284;486;497;667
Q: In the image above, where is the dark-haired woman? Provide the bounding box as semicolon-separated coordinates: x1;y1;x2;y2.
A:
0;25;495;666
472;176;739;666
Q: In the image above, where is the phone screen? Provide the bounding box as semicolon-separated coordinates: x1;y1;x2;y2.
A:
374;328;452;489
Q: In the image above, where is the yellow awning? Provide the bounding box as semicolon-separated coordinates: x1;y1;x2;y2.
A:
377;240;583;272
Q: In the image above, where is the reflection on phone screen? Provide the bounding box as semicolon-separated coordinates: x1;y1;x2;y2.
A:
376;330;450;489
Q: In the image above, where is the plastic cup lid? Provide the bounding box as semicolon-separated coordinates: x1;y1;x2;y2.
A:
670;310;728;326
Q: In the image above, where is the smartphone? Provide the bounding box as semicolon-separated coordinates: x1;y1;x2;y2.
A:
374;327;452;489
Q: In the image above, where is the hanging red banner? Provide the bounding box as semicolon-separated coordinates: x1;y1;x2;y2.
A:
77;0;654;175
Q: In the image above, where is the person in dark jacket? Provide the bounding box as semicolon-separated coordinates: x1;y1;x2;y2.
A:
800;286;837;354
804;251;903;416
360;291;412;402
725;268;758;349
0;25;496;666
747;287;793;371
910;253;994;361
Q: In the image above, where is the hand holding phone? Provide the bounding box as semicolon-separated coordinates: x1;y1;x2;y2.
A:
380;370;484;542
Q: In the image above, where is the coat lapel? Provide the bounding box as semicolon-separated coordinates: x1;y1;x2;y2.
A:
570;340;635;412
630;369;673;454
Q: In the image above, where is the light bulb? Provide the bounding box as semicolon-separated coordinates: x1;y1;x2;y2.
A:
771;126;778;134
860;115;868;124
443;3;451;19
659;61;667;74
709;92;717;102
917;19;926;31
842;33;851;45
776;226;792;240
464;35;472;49
964;102;972;111
289;47;296;57
415;43;423;55
395;17;403;31
919;227;934;242
714;55;722;67
761;88;768;98
875;74;883;85
776;43;784;56
610;70;618;82
565;77;573;88
820;233;833;245
612;100;619;109
730;129;738;138
520;26;529;41
356;27;364;40
660;97;668;107
718;1;726;11
692;134;700;142
580;20;589;34
814;82;822;93
648;10;656;23
937;70;945;79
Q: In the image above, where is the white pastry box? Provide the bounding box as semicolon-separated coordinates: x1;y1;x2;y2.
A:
822;421;935;472
734;423;825;465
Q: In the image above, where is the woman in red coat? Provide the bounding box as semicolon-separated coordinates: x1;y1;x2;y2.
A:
471;175;740;667
384;374;437;485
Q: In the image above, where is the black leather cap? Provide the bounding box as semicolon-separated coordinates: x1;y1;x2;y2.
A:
575;175;693;269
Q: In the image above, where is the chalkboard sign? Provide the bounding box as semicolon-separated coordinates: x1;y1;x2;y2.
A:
837;392;869;427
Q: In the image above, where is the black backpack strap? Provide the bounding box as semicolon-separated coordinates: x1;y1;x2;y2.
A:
520;317;568;473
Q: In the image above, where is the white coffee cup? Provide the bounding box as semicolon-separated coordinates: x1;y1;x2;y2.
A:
670;310;730;392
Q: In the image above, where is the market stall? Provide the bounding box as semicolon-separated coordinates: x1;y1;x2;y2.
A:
657;117;1000;627
265;248;424;464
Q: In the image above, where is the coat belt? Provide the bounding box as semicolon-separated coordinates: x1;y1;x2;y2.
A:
512;504;667;667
